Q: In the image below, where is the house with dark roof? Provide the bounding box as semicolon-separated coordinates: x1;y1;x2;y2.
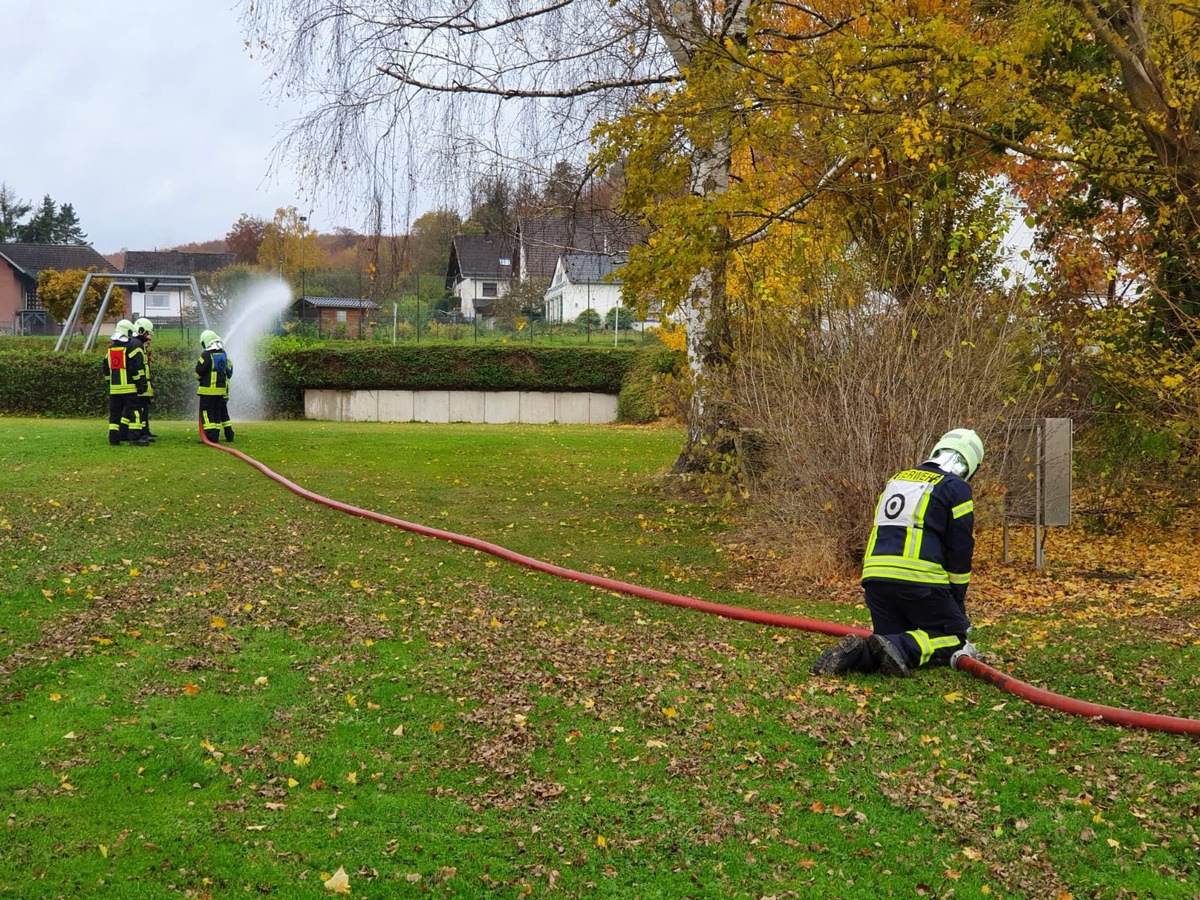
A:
514;213;642;283
543;251;628;325
291;296;381;338
123;250;235;321
0;242;114;335
444;234;514;321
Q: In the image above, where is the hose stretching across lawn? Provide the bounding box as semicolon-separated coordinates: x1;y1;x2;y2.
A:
200;430;1200;737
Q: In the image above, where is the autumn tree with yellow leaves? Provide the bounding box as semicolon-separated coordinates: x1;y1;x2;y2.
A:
256;206;326;284
36;268;125;325
246;0;1199;516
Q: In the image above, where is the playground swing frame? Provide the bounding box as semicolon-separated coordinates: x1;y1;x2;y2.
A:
52;272;213;351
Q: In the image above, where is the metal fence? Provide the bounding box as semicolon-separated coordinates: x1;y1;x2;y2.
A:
2;311;666;347
319;314;664;346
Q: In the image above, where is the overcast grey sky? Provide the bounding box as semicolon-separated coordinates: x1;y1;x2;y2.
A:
1;1;356;253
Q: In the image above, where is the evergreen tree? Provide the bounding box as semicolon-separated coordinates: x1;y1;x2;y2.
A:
17;195;60;243
54;203;87;244
0;183;32;242
6;193;90;244
543;160;581;212
467;177;513;237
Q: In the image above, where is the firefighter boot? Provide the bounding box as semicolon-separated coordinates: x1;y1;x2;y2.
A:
867;634;911;677
811;634;868;676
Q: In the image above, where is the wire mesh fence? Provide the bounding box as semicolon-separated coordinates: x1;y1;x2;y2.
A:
293;314;664;346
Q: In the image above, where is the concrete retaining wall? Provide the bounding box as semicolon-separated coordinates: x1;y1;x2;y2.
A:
305;389;619;424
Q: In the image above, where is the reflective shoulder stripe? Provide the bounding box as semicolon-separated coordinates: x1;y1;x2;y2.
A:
952;500;974;519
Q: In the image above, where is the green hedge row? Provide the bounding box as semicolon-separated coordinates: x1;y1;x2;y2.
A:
0;347;200;418
0;344;683;421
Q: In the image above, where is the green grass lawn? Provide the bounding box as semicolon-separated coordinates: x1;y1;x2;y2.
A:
1;419;1197;899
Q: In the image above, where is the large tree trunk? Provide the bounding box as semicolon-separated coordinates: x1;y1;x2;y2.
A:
649;0;747;473
1069;0;1200;330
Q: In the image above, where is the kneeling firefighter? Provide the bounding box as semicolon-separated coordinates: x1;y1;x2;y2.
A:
812;428;985;677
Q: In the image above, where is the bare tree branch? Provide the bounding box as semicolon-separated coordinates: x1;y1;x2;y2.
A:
376;64;677;99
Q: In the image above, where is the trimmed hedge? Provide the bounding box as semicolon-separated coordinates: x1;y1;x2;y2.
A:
0;347;199;418
270;345;637;390
617;346;685;424
0;343;684;421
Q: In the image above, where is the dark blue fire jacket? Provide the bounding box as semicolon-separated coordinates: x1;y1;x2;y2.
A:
861;461;975;604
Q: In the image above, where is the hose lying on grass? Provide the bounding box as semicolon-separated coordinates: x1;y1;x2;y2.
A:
200;428;1200;737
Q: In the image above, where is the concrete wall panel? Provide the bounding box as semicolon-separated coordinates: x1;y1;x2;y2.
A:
378;391;415;422
346;390;379;421
449;391;487;423
589;393;619;424
305;390;618;424
519;391;556;424
554;393;590;424
485;391;522;423
413;391;451;423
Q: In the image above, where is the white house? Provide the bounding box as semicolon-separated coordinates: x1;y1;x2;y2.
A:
542;251;626;324
445;234;513;321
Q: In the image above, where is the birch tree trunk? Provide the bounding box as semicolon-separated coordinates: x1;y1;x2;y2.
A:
648;0;747;472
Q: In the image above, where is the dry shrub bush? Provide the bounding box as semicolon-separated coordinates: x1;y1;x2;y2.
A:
725;284;1041;572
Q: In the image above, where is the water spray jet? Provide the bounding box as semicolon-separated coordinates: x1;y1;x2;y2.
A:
216;277;294;422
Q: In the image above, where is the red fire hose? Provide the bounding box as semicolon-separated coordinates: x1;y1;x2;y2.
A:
200;430;1200;736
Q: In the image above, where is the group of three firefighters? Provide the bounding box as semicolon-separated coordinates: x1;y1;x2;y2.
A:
103;321;235;445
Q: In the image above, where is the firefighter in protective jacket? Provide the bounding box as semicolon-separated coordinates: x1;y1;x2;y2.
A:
812;428;984;677
132;318;157;440
196;330;234;443
103;319;148;445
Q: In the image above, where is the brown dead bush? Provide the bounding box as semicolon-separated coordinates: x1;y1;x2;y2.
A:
725;283;1041;571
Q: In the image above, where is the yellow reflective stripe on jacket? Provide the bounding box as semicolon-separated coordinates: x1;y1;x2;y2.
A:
862;557;950;584
907;629;962;666
947;571;971;585
952;500;974;519
903;487;934;558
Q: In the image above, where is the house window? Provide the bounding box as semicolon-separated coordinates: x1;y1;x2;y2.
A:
146;293;170;309
482;282;498;298
337;310;348;323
